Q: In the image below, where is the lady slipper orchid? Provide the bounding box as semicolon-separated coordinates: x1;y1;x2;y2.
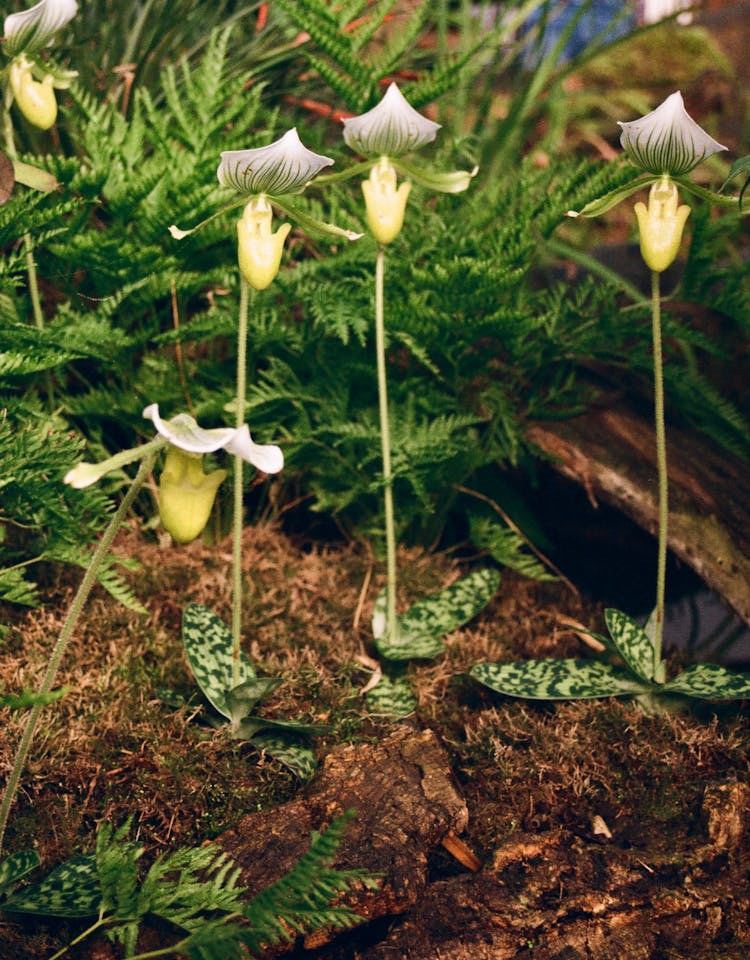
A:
362;157;411;245
156;447;227;544
4;0;77;56
217;128;333;196
217;130;333;287
618;91;726;177
342;83;440;159
236;195;292;291
65;405;283;489
9;55;55;128
341;83;475;244
3;0;78;129
634;176;691;273
142;404;284;474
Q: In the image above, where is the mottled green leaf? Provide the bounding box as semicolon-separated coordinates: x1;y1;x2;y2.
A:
3;855;100;917
0;849;40;893
225;678;282;725
251;731;318;780
373;568;499;661
365;673;417;718
471;658;649;700
235;715;330;740
662;664;750;700
605;608;655;683
182;604;255;719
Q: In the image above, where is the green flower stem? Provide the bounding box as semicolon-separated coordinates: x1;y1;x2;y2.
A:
232;277;250;688
651;269;667;683
3;90;54;407
0;454;156;854
375;246;397;643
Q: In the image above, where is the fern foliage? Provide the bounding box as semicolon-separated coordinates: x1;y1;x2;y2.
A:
3;814;368;959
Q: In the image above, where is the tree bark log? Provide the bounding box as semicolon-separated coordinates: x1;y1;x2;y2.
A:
526;404;750;629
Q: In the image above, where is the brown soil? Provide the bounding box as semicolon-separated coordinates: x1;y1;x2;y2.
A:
1;523;748;958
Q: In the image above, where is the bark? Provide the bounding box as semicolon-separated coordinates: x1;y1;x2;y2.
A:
526;404;750;628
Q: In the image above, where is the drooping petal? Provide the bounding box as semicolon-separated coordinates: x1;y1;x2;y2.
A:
217;129;333;196
618;91;726;177
225;424;284;474
143;404;237;454
342;83;440;158
4;0;78;57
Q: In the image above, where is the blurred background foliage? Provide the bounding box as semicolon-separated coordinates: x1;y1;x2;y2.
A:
1;0;749;605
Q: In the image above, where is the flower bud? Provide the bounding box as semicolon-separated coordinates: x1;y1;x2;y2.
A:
634;176;690;273
9;57;57;130
361;158;411;245
236;196;292;290
158;447;226;544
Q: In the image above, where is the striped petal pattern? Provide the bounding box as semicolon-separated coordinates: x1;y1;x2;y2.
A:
618;91;726;176
217;128;333;196
4;0;77;56
343;83;440;158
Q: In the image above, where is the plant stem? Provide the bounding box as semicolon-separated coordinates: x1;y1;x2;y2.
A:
232;277;250;688
0;455;155;854
651;269;667;683
374;246;397;642
3;94;54;407
47;915;107;960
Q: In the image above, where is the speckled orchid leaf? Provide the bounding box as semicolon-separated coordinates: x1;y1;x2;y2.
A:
182;604;255;720
225;678;282;726
3;855;100;917
364;673;417;718
662;664;750;700
373;568;499;661
0;849;40;894
235;715;329;740
250;731;318;780
604;608;655;683
403;568;500;636
471;659;649;700
4;0;78;57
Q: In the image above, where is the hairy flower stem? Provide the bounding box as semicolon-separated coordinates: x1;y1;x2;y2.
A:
232;277;250;688
651;269;667;683
3;94;54;408
0;455;156;854
375;246;397;642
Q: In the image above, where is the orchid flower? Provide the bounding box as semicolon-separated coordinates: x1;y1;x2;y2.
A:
3;0;78;129
618;92;726;178
569;91;731;230
338;83;476;244
65;405;283;544
170;127;359;289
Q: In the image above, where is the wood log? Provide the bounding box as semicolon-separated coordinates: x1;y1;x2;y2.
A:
526;403;750;629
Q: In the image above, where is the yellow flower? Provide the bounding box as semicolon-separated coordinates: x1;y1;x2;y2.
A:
236;196;292;290
361;158;411;245
157;447;227;544
634;177;690;273
9;56;56;129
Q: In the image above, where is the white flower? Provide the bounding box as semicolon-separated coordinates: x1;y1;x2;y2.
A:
618;91;726;177
217;128;333;196
64;406;283;489
143;404;284;474
4;0;77;57
343;83;440;158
